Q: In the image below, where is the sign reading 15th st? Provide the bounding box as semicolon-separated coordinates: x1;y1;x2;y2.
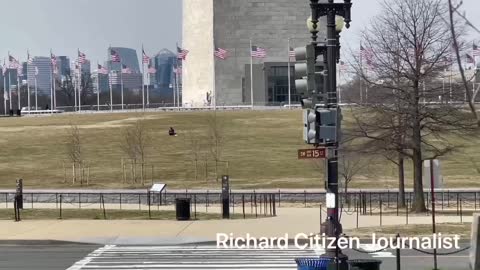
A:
298;148;326;159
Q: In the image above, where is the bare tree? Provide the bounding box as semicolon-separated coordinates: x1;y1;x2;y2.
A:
447;0;480;126
66;125;84;185
350;0;477;212
206;110;226;181
121;118;150;185
184;130;203;181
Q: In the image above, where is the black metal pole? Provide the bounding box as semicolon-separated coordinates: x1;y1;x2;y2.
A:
430;160;438;270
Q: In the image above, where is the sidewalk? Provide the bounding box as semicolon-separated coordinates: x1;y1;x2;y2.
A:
0;207;472;245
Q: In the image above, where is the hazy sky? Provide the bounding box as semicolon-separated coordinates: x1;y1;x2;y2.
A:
0;0;181;65
0;0;478;66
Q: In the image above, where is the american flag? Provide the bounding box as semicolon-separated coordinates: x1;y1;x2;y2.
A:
177;46;189;60
142;49;150;64
289;47;296;61
17;65;23;76
121;64;132;74
214;47;228;60
50;52;57;66
360;45;374;67
148;65;157;74
251;46;267;58
8;55;19;69
339;60;348;72
466;54;475;64
27;51;33;65
97;64;109;74
35;66;39;76
78;50;86;64
110;49;120;62
473;43;480;57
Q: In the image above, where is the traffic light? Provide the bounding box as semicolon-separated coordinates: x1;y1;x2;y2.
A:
303;107;342;145
295;45;316;108
303;109;318;144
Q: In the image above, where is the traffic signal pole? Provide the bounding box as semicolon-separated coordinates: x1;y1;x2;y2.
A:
309;0;352;268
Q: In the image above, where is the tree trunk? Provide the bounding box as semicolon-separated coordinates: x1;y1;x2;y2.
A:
398;155;406;208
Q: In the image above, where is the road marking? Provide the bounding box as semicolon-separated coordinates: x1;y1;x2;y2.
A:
358;244;395;258
67;245;325;269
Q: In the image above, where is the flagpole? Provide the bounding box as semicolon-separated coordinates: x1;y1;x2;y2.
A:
96;65;99;111
35;74;38;111
49;49;53;112
78;65;82;112
338;63;341;104
359;44;363;103
212;37;216;110
27;52;30;111
175;67;180;108
120;60;124;110
287;38;292;108
8;68;12;111
177;64;180;108
173;66;177;107
109;70;113;111
146;72;150;107
17;58;21;111
142;44;145;111
250;39;254;108
74;70;78;111
3;59;6;115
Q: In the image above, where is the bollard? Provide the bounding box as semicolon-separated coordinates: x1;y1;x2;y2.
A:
59;195;63;219
147;192;151;219
380;198;383;226
194;194;197;220
242;194;245;219
460;199;463;223
396;234;401;270
101;194;106;219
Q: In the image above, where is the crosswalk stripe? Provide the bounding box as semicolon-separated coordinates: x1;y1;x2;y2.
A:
67;245;325;269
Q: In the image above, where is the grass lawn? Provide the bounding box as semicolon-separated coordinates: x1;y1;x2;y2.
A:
0;109;479;189
0;208;257;220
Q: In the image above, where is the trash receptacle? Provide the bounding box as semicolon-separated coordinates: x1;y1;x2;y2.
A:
295;258;333;270
16;109;21;116
175;198;191;220
348;259;382;270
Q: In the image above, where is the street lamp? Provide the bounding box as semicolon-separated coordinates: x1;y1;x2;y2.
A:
307;0;352;269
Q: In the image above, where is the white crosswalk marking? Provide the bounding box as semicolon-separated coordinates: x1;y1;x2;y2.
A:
67;245;325;269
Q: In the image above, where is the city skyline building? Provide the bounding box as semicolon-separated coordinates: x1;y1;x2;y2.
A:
27;56;52;95
107;47;141;73
150;49;176;93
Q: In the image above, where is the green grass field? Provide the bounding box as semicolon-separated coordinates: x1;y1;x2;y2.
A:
0;109;479;189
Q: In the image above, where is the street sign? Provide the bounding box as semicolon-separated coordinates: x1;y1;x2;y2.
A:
298;148;326;159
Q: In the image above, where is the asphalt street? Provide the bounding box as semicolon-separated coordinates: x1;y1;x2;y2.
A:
0;244;99;270
0;242;469;270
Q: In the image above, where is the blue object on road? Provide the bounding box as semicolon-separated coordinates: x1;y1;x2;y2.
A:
295;257;333;270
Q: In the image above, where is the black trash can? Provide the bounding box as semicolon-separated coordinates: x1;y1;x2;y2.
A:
16;109;21;116
348;259;382;270
175;198;191;220
9;109;13;116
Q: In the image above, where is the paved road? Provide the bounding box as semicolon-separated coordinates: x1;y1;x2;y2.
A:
65;244;470;270
0;244;99;270
0;243;470;269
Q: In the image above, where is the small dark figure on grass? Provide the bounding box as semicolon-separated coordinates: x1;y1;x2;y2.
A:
169;127;177;136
